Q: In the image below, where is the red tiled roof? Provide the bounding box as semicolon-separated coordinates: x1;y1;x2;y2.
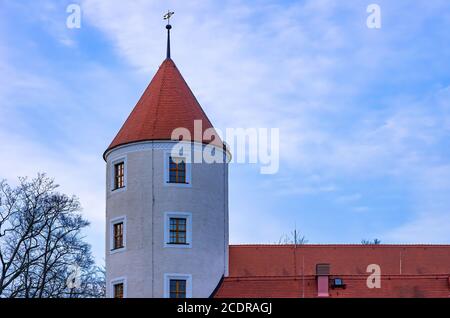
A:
104;58;222;158
214;245;450;298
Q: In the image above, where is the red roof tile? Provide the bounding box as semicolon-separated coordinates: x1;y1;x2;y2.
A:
214;245;450;298
104;58;222;158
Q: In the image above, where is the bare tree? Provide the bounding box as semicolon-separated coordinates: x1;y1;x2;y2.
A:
277;229;308;245
361;238;381;245
0;174;105;298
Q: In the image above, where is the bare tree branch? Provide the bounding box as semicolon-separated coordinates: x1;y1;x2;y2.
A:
0;174;105;298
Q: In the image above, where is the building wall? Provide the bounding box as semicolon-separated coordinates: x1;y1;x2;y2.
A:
105;141;229;298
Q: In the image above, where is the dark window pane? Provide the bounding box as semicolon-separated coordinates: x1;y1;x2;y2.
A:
169;279;186;298
114;162;125;189
113;222;124;249
114;283;124;298
168;157;187;183
169;218;187;244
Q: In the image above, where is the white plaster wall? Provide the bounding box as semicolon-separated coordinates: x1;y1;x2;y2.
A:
105;141;228;298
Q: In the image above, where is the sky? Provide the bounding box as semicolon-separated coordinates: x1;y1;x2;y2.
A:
1;0;450;264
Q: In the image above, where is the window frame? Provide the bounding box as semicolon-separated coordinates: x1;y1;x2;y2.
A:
110;277;127;298
164;152;191;187
114;162;125;190
169;217;188;245
110;216;127;254
164;273;192;298
169;279;187;298
113;222;124;250
168;156;187;184
110;156;127;193
113;282;124;298
164;212;192;248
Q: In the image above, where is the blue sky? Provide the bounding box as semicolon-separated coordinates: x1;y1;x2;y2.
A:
1;0;450;263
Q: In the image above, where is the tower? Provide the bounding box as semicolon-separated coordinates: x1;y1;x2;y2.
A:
104;16;229;298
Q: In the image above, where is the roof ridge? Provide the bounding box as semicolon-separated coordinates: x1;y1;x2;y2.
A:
149;59;168;138
224;273;450;279
229;244;450;248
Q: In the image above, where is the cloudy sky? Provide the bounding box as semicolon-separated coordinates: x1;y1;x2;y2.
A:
1;0;450;263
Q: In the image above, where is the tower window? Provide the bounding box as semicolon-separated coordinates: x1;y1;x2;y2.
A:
113;222;124;249
164;212;192;248
113;282;124;298
164;274;192;298
110;216;126;253
169;218;187;244
114;162;125;189
169;279;186;298
164;153;191;187
168;157;186;184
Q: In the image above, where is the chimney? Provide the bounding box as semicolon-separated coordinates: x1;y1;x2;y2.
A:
316;264;330;297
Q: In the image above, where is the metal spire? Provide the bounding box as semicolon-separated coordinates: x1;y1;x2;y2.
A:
163;11;174;59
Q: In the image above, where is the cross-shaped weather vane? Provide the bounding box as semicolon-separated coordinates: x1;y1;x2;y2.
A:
164;11;175;59
163;10;174;24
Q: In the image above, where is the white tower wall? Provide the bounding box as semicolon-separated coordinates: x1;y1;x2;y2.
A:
105;141;228;298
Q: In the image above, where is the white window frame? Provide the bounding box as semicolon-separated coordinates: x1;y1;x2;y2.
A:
164;273;192;298
110;216;127;254
110;156;127;193
164;151;192;187
164;212;192;248
110;277;127;298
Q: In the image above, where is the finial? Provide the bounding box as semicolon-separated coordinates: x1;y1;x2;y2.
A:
163;11;174;59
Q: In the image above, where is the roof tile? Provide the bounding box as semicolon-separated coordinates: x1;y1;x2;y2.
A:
214;245;450;298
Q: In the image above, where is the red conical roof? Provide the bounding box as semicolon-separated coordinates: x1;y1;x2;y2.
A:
104;58;222;158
